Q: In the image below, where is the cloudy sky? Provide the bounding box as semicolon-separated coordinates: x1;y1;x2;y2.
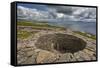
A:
17;3;96;22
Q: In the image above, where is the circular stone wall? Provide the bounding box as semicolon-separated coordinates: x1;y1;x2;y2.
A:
35;33;86;53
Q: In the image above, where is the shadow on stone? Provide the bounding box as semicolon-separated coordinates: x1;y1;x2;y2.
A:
35;33;86;53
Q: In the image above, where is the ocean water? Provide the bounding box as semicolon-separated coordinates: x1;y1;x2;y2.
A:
48;21;96;35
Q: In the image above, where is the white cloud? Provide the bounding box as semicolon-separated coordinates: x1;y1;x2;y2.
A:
57;13;64;18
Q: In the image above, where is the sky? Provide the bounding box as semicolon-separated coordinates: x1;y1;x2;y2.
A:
17;3;96;23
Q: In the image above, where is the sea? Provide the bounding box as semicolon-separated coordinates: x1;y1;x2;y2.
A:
48;21;96;35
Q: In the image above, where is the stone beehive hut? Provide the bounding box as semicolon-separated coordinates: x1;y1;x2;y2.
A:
35;33;87;53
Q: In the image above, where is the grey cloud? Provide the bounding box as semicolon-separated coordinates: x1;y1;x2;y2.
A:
74;8;96;22
17;6;53;20
47;5;96;22
49;12;57;18
17;5;96;22
48;6;73;15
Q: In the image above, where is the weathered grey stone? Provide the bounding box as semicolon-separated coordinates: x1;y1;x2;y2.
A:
69;53;76;61
83;49;96;60
36;50;58;63
17;56;27;64
83;49;94;56
55;53;71;62
21;51;38;64
26;51;34;57
74;52;84;61
78;51;91;60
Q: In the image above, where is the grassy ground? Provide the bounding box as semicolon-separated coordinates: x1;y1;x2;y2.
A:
17;21;96;40
17;30;38;40
17;21;66;40
74;31;96;40
17;30;32;39
17;21;66;30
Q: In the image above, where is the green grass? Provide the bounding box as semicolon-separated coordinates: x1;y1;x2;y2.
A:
17;30;33;40
17;21;35;26
74;31;96;40
17;21;66;30
17;21;54;27
17;21;67;39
